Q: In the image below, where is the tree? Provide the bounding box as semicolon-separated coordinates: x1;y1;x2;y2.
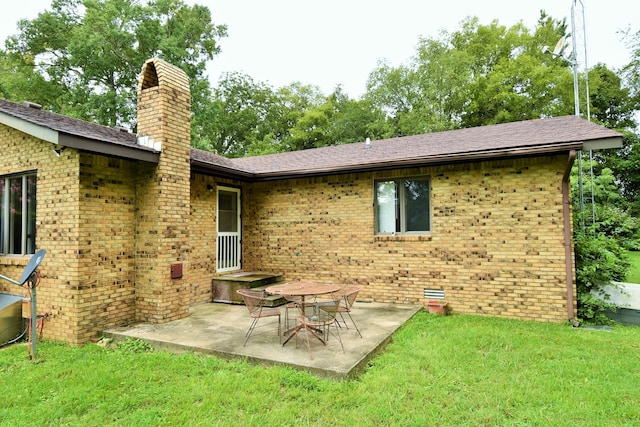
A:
365;13;575;135
459;16;576;126
323;87;393;146
283;86;392;151
589;64;636;130
202;72;284;157
622;27;640;111
204;78;389;156
1;0;226;132
602;131;640;216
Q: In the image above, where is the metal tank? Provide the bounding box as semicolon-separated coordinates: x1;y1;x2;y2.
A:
0;293;25;345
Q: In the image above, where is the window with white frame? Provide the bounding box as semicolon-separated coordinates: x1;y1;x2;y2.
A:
375;177;430;234
0;172;37;255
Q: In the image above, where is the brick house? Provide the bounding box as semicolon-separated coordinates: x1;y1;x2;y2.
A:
0;58;622;345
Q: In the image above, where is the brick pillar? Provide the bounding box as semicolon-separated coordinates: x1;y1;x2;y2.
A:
135;58;191;323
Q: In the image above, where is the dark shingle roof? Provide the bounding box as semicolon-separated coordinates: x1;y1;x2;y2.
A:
190;148;254;180
204;115;622;180
1;97;622;180
0;99;159;162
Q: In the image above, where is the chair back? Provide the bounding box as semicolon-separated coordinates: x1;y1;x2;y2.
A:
237;289;266;314
314;295;341;321
341;286;361;310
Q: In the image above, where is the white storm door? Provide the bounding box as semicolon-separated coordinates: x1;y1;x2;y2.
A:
216;186;241;272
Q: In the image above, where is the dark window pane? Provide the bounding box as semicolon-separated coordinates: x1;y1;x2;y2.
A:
0;179;5;251
26;175;37;254
404;179;430;231
9;177;23;254
0;174;36;255
218;190;238;232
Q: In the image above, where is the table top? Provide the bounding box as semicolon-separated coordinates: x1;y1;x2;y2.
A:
265;281;340;297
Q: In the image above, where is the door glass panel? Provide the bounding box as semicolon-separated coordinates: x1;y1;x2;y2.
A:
218;190;238;232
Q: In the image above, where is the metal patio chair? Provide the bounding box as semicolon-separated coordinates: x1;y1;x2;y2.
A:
236;289;281;346
283;294;319;331
283;294;302;331
296;294;344;359
334;286;362;337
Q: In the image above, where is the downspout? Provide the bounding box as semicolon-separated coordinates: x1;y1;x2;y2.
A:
563;150;579;325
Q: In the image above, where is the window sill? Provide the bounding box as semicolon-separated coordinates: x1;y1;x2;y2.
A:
374;234;432;242
0;255;30;267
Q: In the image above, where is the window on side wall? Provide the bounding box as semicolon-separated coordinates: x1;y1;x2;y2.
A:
0;172;37;255
374;177;430;235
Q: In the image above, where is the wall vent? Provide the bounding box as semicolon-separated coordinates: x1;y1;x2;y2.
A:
423;289;445;300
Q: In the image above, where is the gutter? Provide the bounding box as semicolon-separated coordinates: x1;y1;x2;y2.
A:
223;142;587;182
562;150;578;325
190;159;256;181
58;133;160;163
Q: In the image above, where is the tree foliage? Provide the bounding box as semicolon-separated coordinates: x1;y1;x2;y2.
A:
197;72;286;157
572;162;638;323
622;27;640;111
365;13;576;136
1;0;226;131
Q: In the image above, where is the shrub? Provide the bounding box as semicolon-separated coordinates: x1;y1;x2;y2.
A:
574;227;630;324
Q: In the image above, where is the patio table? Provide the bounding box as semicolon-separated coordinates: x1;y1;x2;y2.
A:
265;281;340;346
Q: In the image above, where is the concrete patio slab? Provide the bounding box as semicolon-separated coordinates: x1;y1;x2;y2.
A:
102;301;422;379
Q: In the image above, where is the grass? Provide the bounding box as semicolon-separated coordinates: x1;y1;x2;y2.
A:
626;250;640;283
1;313;639;426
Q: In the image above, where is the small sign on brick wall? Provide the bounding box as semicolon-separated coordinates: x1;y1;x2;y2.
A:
170;263;183;279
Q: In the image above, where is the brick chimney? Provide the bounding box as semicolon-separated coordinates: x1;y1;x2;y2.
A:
134;58;191;323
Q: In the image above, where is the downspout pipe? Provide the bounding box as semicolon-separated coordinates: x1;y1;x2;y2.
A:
563;150;579;326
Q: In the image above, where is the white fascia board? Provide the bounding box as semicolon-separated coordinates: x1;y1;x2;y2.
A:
0;112;59;144
583;136;623;151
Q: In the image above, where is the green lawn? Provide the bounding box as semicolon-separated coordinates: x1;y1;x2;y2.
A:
1;312;639;426
626;250;640;283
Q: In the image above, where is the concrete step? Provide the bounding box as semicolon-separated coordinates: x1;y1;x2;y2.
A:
212;272;284;304
250;284;286;307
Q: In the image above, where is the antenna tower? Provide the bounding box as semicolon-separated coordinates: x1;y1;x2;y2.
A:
571;0;595;225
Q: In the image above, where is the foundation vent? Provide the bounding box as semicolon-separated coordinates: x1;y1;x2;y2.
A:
424;289;445;300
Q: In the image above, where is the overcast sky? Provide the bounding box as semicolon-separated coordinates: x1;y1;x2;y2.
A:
1;0;637;97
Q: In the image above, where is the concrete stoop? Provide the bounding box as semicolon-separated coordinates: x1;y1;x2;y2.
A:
212;272;285;306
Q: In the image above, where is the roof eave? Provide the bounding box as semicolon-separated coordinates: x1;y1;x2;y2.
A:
0;112;58;143
57;133;160;163
582;136;623;151
1;111;160;163
190;159;256;180
247;142;588;181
